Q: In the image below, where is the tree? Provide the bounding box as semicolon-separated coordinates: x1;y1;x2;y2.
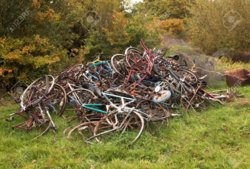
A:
0;0;72;88
188;0;250;55
136;0;191;19
0;35;68;87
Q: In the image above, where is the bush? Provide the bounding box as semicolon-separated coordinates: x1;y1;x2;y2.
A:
160;18;185;35
0;35;68;89
83;11;158;60
188;0;250;55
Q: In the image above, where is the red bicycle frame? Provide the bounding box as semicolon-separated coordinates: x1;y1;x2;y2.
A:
124;40;158;93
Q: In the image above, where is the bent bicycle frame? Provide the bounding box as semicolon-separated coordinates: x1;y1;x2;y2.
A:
81;92;137;114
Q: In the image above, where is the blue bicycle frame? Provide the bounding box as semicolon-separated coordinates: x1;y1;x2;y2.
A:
81;92;136;114
86;60;114;81
82;104;108;114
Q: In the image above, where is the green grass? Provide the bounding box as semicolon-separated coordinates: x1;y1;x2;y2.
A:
216;57;250;71
0;87;249;169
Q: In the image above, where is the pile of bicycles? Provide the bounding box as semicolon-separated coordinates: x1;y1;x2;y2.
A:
9;40;231;143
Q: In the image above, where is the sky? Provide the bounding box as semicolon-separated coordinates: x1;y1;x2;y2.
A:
124;0;143;12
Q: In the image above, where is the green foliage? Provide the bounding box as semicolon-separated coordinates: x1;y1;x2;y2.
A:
137;0;191;19
0;35;68;86
0;0;188;87
188;0;250;55
133;0;190;37
0;0;32;36
83;5;157;60
160;18;185;35
0;0;83;88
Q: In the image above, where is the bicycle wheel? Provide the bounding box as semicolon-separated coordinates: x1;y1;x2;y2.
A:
136;100;171;121
20;75;55;109
66;112;116;141
57;64;85;83
125;47;142;68
125;47;142;56
89;110;145;143
60;64;84;77
66;121;100;139
67;88;97;106
42;83;67;116
175;69;198;84
120;110;145;143
111;54;126;75
153;57;170;77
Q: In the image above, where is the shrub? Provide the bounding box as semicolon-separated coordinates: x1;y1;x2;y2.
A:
0;35;68;88
188;0;250;55
160;18;185;35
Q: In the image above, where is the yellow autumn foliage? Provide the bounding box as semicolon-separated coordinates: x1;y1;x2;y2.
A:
104;12;131;46
36;9;61;24
160;19;184;35
31;0;41;9
0;35;67;85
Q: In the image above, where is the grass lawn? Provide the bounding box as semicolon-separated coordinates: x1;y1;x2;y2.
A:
0;87;249;169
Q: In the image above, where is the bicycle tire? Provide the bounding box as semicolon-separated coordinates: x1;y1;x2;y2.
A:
20;75;55;110
111;54;126;75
